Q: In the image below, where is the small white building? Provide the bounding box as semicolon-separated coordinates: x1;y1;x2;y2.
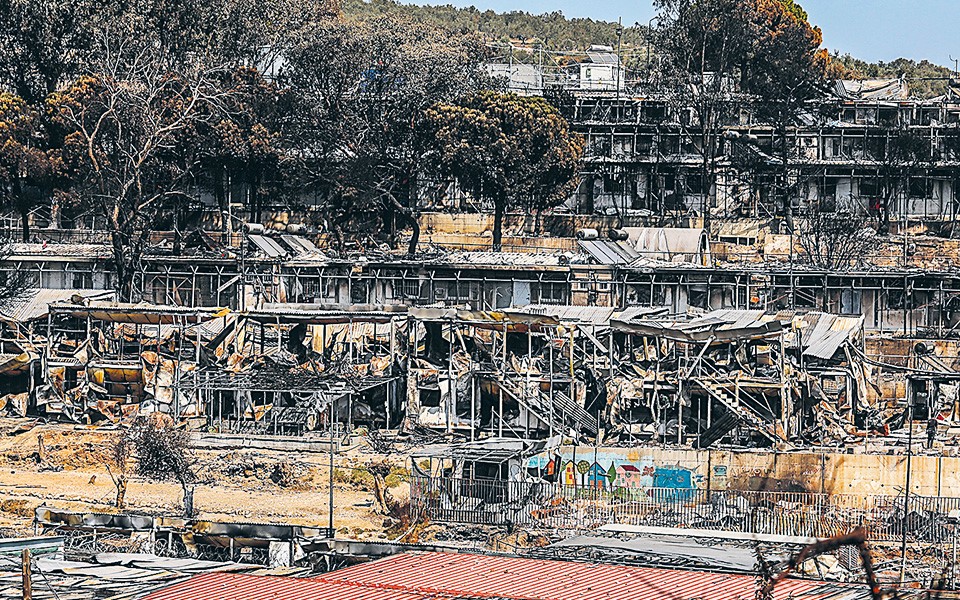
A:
484;63;544;96
566;45;624;92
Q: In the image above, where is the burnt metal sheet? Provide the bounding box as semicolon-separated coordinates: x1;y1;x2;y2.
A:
410;307;561;332
245;303;407;325
0;352;32;375
834;78;909;100
36;507;155;531
612;310;784;342
797;313;863;360
412;438;549;463
49;301;229;325
520;304;618;324
36;557;170;581
94;553;249;573
613;306;670;322
549;534;771;572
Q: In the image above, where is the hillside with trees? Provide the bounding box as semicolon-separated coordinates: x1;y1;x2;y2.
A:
343;0;955;98
341;0;646;50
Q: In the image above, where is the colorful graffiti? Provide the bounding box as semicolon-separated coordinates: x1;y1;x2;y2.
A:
537;454;704;496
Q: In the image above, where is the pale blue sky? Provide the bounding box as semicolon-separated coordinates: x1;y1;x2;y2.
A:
403;0;959;66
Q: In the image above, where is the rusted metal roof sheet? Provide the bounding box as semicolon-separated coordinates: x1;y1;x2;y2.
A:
321;552;873;600
141;572;439;600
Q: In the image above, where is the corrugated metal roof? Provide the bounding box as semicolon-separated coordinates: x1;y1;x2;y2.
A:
834;78;908;100
141;572;439;600
613;309;785;343
613;306;670;322
440;252;566;268
321;552;872;600
794;312;864;360
519;304;618;324
0;288;115;323
10;242;112;259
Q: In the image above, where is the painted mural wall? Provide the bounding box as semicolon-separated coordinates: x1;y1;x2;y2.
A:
532;446;960;497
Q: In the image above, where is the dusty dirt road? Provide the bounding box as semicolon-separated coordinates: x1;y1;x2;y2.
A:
0;418;407;539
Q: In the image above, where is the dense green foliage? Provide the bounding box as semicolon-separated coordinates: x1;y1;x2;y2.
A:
341;0;646;50
424;91;584;250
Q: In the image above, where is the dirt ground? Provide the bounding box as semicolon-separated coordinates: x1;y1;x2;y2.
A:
0;418;409;540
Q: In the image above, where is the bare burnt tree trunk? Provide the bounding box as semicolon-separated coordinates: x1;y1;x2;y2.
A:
779;122;794;233
182;481;196;519
492;197;506;252
18;203;30;242
115;476;128;509
111;234;133;302
384;190;420;256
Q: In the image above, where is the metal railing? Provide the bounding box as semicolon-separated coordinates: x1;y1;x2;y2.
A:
411;476;960;543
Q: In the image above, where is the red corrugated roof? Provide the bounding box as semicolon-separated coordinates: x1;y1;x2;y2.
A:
142;553;871;600
320;552;871;600
140;572;441;600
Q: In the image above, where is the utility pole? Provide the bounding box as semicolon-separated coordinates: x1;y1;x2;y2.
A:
538;43;544;93
328;401;335;538
21;549;31;600
615;17;624;99
646;17;656;82
508;42;514;93
899;391;915;584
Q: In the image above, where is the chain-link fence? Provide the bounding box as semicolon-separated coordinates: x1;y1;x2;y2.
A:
411;475;960;544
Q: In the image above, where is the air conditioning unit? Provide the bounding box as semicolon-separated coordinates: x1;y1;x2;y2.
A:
434;288;447;300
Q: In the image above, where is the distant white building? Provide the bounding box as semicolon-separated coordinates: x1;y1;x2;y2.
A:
484;63;544;95
566;45;624;92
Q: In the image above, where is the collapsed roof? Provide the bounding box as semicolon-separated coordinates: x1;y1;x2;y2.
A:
833;78;909;101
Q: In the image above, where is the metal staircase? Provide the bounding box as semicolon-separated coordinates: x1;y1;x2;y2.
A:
498;372;598;436
693;375;788;447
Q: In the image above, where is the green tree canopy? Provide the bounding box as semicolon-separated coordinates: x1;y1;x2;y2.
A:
424;91;583;251
0;92;59;241
284;14;485;255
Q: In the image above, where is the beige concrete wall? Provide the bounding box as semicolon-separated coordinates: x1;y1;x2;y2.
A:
417;212;626;238
414;233;578;253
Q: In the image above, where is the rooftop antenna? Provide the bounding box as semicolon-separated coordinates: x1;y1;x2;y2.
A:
951;55;959;79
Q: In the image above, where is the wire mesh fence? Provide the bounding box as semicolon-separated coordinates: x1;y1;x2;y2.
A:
411;475;960;543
